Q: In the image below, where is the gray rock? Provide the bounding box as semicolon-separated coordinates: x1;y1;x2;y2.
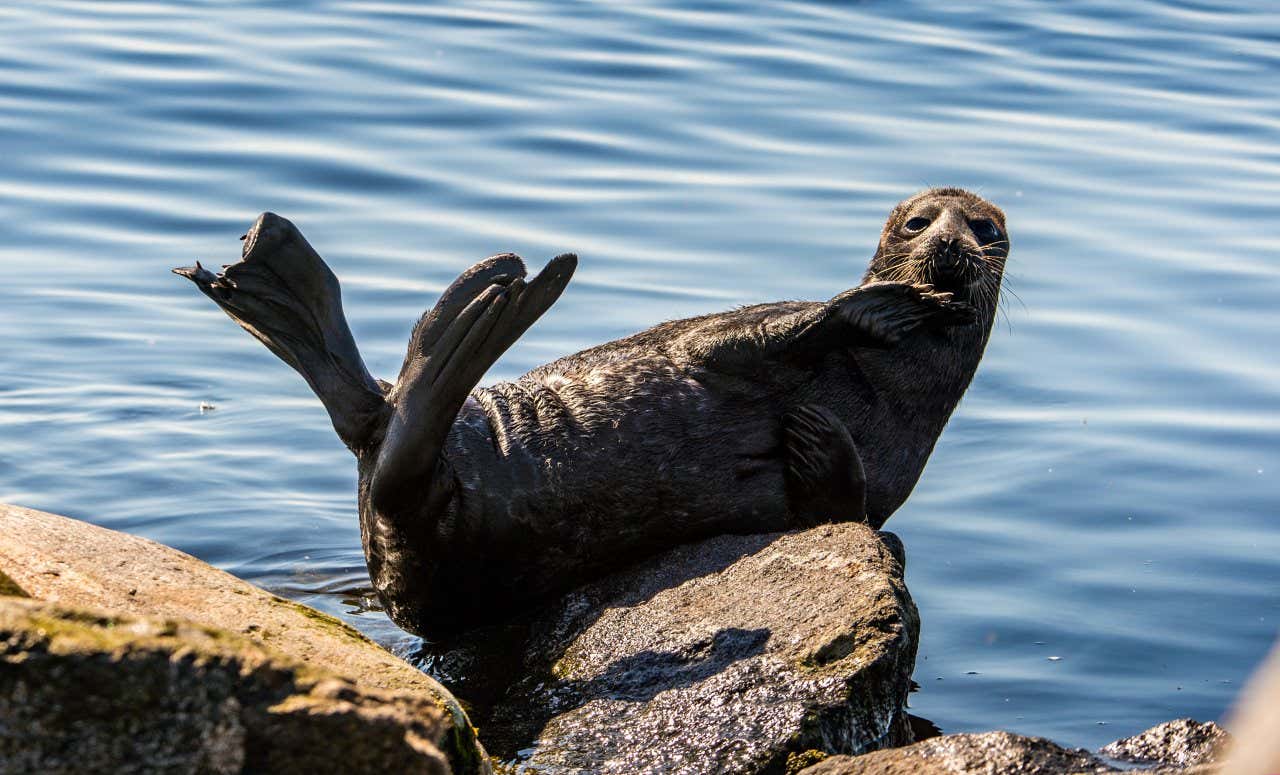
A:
0;503;488;775
432;522;918;775
1099;718;1227;767
0;597;452;775
800;721;1229;775
799;731;1112;775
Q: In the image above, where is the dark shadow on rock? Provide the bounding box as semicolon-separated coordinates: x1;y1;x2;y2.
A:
412;622;534;718
411;532;781;718
478;627;772;759
573;533;782;611
558;626;770;704
908;714;942;742
413;524;917;772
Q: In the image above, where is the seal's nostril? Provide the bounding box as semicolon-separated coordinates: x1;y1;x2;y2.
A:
937;240;961;268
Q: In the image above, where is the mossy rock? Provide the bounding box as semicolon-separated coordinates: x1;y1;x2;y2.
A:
0;569;25;598
1;597;451;774
0;503;489;774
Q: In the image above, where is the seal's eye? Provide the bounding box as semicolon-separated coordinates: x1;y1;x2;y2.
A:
970;219;1001;245
903;217;931;234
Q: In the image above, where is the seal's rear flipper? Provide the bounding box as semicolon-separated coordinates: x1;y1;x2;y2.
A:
174;213;386;451
371;252;577;512
783;403;867;526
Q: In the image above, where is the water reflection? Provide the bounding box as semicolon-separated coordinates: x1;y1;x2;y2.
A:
0;0;1277;750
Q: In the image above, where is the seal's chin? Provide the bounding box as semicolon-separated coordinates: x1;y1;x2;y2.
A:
927;273;977;296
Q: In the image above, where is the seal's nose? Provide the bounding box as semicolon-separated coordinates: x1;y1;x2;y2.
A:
937;238;963;270
931;236;973;287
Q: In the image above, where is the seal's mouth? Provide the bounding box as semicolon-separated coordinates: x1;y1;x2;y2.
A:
922;237;993;295
923;260;974;294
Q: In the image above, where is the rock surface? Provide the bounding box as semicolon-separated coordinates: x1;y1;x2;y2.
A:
0;503;487;775
0;568;26;598
800;721;1227;775
1098;718;1227;768
799;731;1107;775
0;597;451;775
430;522;919;775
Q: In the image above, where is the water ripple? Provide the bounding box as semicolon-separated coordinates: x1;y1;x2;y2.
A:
1;0;1277;750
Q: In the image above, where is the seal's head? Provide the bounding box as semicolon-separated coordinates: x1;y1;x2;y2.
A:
866;187;1008;310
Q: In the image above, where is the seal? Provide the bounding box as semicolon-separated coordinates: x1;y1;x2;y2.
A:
176;187;1008;638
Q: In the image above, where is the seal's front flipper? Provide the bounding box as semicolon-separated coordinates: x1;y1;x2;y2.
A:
174;213;385;451
371;253;577;513
783;403;867;526
789;281;976;354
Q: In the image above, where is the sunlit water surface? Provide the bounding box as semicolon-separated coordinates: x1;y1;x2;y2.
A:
1;0;1277;750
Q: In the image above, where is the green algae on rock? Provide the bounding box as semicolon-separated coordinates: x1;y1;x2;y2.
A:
0;569;25;598
0;597;452;775
0;503;489;775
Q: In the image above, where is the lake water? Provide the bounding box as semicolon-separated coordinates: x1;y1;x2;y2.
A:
1;0;1277;752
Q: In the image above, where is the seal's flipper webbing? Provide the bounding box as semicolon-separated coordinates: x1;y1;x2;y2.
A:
787;280;976;355
393;253;528;387
783;403;867;526
174;213;386;451
371;253;577;513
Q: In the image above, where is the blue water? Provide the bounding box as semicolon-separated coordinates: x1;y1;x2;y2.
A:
1;0;1277;751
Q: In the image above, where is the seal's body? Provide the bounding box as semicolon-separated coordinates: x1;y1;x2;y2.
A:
178;187;1008;637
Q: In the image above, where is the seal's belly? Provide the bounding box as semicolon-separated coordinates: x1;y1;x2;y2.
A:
442;360;790;591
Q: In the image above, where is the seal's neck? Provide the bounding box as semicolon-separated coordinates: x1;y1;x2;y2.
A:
865;314;993;425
